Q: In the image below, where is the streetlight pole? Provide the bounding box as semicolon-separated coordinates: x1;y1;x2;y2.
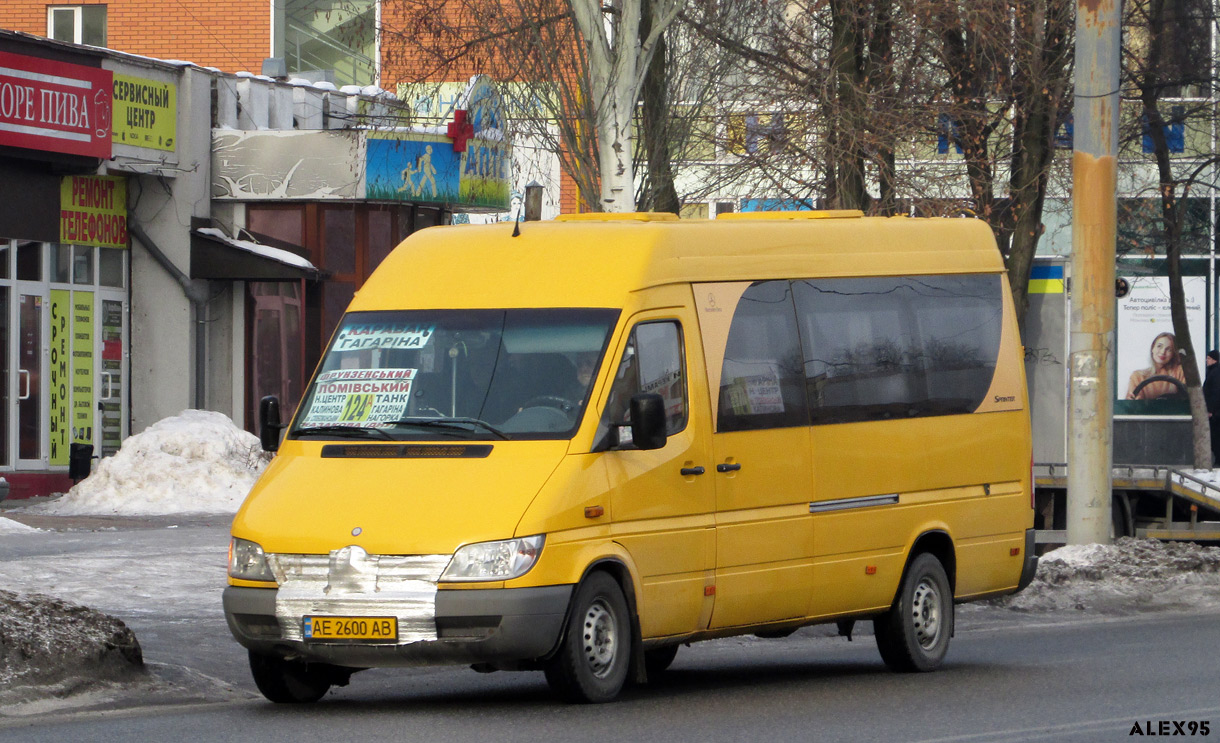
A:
1067;0;1121;545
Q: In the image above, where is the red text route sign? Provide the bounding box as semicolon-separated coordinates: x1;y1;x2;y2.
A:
0;51;113;159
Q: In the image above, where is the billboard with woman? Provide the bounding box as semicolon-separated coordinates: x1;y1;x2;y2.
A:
1115;276;1206;414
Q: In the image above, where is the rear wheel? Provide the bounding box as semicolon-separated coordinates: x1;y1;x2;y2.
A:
544;572;632;703
874;552;953;672
248;651;335;703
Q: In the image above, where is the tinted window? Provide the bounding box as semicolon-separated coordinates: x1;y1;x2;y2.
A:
717;281;808;432
793;275;1003;424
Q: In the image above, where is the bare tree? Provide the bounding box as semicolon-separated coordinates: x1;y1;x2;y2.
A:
681;0;1072;327
571;0;682;210
378;0;685;212
1123;0;1218;467
679;1;934;213
920;0;1073;329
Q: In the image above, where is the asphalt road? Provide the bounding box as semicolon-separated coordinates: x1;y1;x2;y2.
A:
1;516;1219;742
1;611;1218;743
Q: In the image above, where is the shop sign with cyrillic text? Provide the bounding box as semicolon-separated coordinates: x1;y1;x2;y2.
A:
60;175;128;248
112;73;175;151
0;50;112;158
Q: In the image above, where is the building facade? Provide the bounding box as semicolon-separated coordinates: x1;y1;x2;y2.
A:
0;29;513;498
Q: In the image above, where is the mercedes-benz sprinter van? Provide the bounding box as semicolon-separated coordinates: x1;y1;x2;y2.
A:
224;211;1037;704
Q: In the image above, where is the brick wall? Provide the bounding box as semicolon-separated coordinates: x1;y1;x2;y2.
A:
0;0;270;74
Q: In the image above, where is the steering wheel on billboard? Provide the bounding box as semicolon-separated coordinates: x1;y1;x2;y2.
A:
1131;374;1188;399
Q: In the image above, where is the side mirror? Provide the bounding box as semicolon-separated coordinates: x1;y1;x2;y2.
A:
629;393;667;451
259;395;283;453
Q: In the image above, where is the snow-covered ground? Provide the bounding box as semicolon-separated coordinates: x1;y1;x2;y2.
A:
1;410;261;710
26;410;268;516
989;537;1220;614
0;517;38;533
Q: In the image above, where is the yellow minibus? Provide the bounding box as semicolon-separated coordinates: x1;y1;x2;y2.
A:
224;211;1036;704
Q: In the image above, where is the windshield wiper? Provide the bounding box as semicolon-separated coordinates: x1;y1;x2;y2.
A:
291;425;396;440
384;417;510;440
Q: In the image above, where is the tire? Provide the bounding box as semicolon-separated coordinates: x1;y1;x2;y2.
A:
643;644;679;679
874;552;953;672
248;650;334;703
544;572;632;703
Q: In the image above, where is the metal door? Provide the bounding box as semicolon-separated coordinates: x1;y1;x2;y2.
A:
14;285;48;467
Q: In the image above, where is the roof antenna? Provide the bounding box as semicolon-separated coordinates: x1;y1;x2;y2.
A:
511;182;543;238
510;189;523;238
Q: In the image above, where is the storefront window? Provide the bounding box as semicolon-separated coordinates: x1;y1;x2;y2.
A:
73;246;93;285
1;240;11;279
99;248;124;288
16;242;42;281
53;245;72;283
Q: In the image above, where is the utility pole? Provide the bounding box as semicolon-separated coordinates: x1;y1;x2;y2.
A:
1067;0;1120;545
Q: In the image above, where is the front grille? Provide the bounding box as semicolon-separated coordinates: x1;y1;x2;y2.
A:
267;551;451;645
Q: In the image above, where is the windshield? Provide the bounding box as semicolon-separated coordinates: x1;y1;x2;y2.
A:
290;309;619;440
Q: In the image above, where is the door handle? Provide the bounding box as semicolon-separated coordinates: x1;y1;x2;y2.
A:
716;462;742;473
18;369;30;400
680;466;705;476
101;371;119;401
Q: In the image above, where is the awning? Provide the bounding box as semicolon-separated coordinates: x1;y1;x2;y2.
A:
190;227;319;281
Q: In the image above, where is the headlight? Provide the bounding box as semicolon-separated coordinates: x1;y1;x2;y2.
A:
229;537;275;582
440;535;544;582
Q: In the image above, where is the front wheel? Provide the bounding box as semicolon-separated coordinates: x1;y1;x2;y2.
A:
248;651;336;703
874;553;953;672
544;572;632;703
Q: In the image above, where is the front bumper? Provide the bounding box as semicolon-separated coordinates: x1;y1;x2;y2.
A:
223;584;573;668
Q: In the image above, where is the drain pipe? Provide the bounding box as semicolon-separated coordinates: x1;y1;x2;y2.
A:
129;221;209;410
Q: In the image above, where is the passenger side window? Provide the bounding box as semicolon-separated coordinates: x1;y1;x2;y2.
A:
793;275;1002;424
602;321;688;436
717;281;808;432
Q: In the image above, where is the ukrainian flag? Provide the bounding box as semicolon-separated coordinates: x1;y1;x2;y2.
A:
1028;264;1064;294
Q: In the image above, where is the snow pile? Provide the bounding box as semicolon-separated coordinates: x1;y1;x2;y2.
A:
0;589;144;703
0;518;38;533
33;410;269;516
993;537;1220;613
